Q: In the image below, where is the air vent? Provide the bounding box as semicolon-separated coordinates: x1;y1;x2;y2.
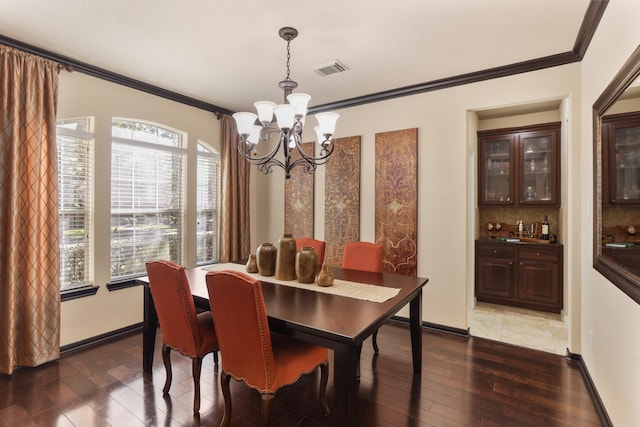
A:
313;60;349;77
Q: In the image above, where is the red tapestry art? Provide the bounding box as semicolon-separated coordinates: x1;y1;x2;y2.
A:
324;136;361;267
284;142;314;238
375;129;418;276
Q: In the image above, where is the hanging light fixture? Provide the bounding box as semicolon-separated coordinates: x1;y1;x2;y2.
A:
233;27;339;179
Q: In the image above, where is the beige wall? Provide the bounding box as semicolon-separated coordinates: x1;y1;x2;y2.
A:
57;72;222;345
580;1;640;425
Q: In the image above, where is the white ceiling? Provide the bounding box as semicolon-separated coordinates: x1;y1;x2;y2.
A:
0;0;591;113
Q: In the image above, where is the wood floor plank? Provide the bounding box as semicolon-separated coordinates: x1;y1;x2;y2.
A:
0;321;604;426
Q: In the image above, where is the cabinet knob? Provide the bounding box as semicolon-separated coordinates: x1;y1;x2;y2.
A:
536;252;541;256
493;249;497;254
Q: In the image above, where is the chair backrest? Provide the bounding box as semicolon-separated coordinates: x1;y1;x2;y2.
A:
296;237;325;268
145;260;203;357
342;241;384;273
205;270;276;392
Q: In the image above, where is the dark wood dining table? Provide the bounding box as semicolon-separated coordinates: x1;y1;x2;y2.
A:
139;265;428;427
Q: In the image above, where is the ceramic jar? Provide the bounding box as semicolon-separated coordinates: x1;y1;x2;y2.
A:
256;243;276;276
295;246;318;284
317;265;334;287
245;254;258;273
275;233;297;280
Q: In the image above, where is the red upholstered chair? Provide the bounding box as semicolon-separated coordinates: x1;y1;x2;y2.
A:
205;270;329;427
296;237;326;269
145;260;219;414
342;241;383;274
342;241;384;354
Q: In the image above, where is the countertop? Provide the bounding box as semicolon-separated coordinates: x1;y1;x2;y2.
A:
476;236;563;247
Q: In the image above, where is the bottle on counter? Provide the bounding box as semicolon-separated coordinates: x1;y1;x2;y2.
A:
542;216;550;240
518;220;523;237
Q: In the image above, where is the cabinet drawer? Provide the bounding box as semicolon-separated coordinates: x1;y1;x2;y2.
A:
518;247;560;262
477;244;515;259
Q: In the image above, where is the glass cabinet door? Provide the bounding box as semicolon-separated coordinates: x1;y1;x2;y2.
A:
519;131;557;205
602;112;640;206
610;125;640;204
478;123;560;208
479;137;514;205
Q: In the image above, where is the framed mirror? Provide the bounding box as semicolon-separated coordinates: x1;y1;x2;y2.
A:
593;44;640;304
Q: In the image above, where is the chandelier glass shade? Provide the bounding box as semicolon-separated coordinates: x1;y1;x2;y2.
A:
232;27;339;179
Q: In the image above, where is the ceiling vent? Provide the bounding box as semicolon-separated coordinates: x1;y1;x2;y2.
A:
313;60;349;77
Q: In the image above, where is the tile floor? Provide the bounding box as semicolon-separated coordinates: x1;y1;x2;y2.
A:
469;302;567;355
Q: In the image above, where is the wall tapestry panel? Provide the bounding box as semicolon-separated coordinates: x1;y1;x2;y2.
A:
324;136;361;267
375;128;418;276
284;141;314;237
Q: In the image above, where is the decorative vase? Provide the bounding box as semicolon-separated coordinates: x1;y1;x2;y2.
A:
256;243;276;276
295;246;318;284
275;233;297;280
317;265;334;287
245;254;258;273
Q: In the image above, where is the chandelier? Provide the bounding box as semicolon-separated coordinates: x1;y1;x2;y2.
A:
232;27;340;179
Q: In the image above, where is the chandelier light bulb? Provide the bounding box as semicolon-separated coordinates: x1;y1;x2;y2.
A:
274;104;296;129
315;112;339;135
286;93;311;118
254;101;276;125
313;126;326;146
232;112;257;135
247;125;261;145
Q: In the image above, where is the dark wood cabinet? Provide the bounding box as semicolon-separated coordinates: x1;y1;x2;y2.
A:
475;243;515;300
475;240;563;313
478;122;560;207
602;111;640;206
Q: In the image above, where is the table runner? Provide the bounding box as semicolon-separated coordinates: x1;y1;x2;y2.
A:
203;263;400;303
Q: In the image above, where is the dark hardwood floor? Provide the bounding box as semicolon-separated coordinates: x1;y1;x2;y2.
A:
0;322;603;426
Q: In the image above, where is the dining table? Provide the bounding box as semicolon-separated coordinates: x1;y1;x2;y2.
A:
139;263;429;427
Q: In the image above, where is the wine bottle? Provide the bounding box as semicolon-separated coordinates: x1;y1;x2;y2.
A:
541;215;550;240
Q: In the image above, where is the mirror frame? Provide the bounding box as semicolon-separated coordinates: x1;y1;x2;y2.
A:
593;44;640;305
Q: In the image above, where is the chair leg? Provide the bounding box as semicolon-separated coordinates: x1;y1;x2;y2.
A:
161;344;172;395
261;393;275;427
372;329;380;353
318;361;330;416
192;357;203;414
220;371;232;427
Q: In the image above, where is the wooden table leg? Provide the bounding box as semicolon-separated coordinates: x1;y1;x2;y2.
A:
143;285;158;372
332;344;359;427
409;289;423;373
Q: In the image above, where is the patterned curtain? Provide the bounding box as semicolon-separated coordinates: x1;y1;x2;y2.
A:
219;115;251;262
0;45;61;374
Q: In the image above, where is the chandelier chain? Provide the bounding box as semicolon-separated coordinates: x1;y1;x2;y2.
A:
285;39;291;81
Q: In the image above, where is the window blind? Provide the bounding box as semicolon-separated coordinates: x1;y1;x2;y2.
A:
57;119;94;290
196;143;220;264
111;119;185;280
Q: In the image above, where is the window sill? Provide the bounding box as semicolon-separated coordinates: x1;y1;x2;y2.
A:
107;279;145;292
61;285;99;302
